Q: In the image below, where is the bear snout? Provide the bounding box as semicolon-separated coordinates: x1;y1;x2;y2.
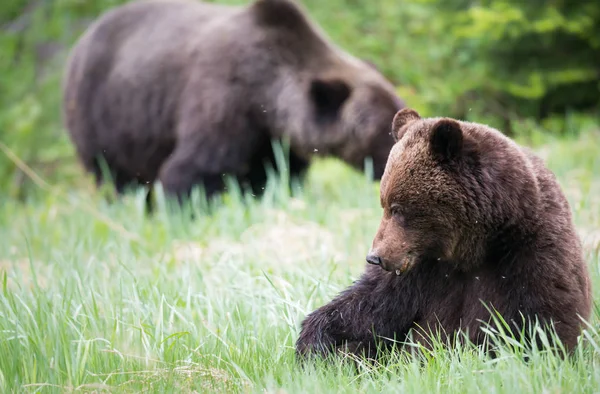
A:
366;253;382;266
367;247;417;275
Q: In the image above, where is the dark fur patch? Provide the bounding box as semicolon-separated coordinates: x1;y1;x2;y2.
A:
310;79;351;123
429;119;463;162
252;0;310;32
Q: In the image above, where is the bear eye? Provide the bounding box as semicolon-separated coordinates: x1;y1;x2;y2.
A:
390;204;406;226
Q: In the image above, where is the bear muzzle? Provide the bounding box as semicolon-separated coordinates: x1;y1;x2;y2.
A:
366;250;417;276
366;253;382;266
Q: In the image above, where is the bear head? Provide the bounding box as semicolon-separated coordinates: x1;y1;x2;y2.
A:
252;0;405;180
366;108;542;275
307;73;405;180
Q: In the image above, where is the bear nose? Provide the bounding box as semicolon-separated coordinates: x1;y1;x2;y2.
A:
366;254;382;266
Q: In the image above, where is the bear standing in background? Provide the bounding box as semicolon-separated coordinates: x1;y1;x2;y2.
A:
296;108;592;361
62;0;404;206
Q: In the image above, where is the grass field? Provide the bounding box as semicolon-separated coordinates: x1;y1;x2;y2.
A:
1;129;600;393
1;0;600;392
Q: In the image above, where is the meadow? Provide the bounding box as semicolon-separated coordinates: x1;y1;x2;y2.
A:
1;0;600;392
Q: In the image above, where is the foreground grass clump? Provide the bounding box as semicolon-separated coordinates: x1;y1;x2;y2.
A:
1;131;600;393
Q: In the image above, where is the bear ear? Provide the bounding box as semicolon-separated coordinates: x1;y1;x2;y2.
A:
252;0;308;32
429;118;463;161
310;78;352;121
391;108;420;142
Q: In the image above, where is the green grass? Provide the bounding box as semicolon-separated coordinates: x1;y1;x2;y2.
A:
1;0;600;392
1;130;600;393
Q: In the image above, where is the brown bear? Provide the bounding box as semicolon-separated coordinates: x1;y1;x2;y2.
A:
296;108;592;361
61;0;404;206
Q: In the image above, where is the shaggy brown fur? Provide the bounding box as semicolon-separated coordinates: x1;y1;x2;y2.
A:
62;0;404;205
296;108;592;361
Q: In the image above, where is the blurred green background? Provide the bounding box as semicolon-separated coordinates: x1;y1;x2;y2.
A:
1;0;599;200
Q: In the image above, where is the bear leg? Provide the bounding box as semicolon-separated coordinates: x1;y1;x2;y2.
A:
244;148;310;196
89;155;145;201
295;278;386;361
158;151;226;204
288;151;310;192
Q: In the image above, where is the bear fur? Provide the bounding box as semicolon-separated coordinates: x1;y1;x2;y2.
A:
62;0;404;205
296;108;592;361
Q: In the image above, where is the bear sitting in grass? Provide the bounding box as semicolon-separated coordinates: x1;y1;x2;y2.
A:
296;108;592;361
